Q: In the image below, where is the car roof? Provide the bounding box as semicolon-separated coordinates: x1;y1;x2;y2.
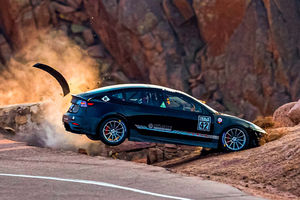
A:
79;84;176;96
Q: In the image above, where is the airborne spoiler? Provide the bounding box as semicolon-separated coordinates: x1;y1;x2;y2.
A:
32;63;70;96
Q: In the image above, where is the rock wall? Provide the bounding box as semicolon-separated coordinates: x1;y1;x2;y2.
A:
0;0;299;120
0;103;44;133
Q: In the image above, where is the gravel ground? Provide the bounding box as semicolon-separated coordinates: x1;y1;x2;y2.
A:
170;125;300;200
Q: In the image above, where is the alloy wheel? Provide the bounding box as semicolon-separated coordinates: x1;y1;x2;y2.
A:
222;128;247;151
102;120;126;143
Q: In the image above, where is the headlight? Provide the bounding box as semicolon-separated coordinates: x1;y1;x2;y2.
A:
250;123;266;134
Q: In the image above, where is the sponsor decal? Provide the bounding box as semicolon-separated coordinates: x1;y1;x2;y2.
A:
102;96;110;102
217;117;223;124
197;116;211;131
135;124;219;140
166;98;170;105
160;102;166;108
148;123;172;131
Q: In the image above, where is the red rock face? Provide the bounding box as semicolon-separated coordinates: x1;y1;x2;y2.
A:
193;0;248;56
0;0;50;49
0;0;299;120
84;0;195;91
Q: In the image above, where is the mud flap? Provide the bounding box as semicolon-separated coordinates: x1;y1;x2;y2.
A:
33;63;70;96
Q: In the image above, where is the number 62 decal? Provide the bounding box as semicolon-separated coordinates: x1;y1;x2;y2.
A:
198;116;211;131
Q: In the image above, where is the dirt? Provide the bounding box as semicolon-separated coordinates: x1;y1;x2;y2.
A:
170;125;300;200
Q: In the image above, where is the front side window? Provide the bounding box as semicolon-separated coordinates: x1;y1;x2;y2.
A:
163;92;202;113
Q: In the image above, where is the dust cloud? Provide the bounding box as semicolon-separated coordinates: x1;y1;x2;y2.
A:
0;30;106;155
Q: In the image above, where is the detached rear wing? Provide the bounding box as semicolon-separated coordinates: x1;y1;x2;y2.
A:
32;63;70;96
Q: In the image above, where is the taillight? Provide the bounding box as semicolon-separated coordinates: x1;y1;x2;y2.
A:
80;100;88;107
78;100;94;107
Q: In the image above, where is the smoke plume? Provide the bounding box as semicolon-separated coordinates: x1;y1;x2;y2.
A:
0;30;106;155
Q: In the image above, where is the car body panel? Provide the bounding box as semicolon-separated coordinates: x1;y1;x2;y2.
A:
63;84;266;149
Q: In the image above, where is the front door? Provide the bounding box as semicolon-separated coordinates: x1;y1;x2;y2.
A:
155;91;216;145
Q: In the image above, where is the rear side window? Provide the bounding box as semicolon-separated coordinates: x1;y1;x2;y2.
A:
111;92;124;100
121;89;163;107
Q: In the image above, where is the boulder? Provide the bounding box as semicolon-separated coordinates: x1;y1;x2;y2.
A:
0;34;12;63
288;99;300;124
173;0;194;20
14;115;28;125
111;71;130;83
87;44;105;58
66;0;82;9
51;2;76;13
33;1;51;28
82;29;94;45
147;148;158;164
71;24;86;33
273;102;297;127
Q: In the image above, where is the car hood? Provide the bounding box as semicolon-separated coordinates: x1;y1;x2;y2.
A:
217;113;266;134
219;113;249;123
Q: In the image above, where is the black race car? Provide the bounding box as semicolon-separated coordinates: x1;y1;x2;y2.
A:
63;84;266;152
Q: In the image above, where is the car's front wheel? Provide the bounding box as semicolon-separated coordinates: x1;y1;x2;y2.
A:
98;118;128;146
221;127;249;152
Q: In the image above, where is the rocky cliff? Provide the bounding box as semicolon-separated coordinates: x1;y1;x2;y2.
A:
0;0;299;120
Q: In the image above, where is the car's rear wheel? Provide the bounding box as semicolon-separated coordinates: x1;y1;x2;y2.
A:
221;127;249;152
99;118;127;146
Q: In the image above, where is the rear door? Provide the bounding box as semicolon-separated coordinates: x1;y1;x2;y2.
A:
109;88;166;134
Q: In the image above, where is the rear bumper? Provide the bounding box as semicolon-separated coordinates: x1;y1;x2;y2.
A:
63;113;86;134
62;113;99;135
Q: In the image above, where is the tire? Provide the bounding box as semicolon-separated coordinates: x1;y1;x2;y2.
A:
221;127;250;152
98;118;128;146
250;135;260;148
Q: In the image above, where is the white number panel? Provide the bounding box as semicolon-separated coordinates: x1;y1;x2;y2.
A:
197;116;211;131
